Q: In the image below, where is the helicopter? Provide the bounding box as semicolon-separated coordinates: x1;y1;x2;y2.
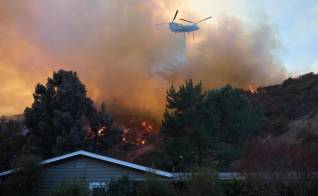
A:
157;10;212;39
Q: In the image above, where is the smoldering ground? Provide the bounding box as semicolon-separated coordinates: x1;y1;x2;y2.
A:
0;0;286;119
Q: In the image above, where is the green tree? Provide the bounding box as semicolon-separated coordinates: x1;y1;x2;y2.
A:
161;81;263;169
0;119;25;171
161;80;211;169
24;70;114;158
205;85;263;144
205;85;263;168
161;80;205;137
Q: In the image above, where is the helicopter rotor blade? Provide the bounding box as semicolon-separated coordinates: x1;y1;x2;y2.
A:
179;18;195;23
195;16;212;24
172;10;179;21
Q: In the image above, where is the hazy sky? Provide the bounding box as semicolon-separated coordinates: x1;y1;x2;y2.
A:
0;0;317;116
186;0;318;74
250;0;318;75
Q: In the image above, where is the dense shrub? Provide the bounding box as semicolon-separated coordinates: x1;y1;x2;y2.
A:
106;176;136;196
161;81;263;170
0;118;25;171
46;181;89;196
222;179;242;196
182;166;222;196
136;175;175;196
0;155;42;196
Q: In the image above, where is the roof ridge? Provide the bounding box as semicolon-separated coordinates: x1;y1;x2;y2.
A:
0;150;173;178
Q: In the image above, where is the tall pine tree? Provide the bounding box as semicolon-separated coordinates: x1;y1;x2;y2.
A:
161;81;263;170
24;70;114;158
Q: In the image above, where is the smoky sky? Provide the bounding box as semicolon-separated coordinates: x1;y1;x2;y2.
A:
0;0;286;117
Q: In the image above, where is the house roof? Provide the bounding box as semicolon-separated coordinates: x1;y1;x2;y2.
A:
0;150;173;178
172;172;242;180
0;150;243;180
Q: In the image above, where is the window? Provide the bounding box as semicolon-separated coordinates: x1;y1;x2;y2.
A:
89;182;108;193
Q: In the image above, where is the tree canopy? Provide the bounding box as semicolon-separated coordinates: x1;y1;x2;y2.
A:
0;118;25;171
24;70;116;158
161;80;263;169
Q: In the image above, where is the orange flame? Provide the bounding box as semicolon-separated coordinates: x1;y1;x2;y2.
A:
140;121;154;132
97;126;106;136
119;119;155;146
247;84;257;94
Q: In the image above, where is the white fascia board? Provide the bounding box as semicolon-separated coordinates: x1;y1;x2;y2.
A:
0;150;173;178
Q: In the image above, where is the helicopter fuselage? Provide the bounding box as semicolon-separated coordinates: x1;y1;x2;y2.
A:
169;22;199;33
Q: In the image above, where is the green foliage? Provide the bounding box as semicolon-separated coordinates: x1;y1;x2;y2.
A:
161;81;263;169
165;137;193;169
0;155;42;196
106;176;136;196
136;175;175;196
0;119;25;171
222;179;242;196
213;142;241;169
46;181;89;196
23;70;115;158
205;85;263;144
183;166;222;196
161;80;205;137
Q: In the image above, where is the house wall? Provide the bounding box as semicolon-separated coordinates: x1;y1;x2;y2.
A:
39;155;162;193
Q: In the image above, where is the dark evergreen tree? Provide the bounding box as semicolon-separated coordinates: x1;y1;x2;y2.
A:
161;80;210;168
23;70;114;158
161;80;205;137
205;85;263;144
161;81;263;170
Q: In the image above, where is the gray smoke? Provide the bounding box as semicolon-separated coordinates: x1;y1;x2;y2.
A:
0;0;286;118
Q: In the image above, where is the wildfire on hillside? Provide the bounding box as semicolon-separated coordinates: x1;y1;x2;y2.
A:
85;118;154;147
97;126;107;137
248;84;257;94
116;117;158;146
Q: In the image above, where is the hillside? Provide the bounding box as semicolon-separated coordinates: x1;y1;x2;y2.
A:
247;72;318;151
2;72;318;171
133;73;318;168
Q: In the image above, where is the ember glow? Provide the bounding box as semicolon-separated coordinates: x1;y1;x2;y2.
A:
141;121;154;132
248;84;257;94
0;0;286;118
97;126;107;137
118;117;158;146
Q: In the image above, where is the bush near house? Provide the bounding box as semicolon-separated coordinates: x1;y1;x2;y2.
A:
0;155;42;196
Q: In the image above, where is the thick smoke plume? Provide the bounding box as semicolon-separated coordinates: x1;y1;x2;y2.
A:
0;0;286;119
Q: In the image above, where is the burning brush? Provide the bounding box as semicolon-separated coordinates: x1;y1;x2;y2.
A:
247;84;257;94
113;116;158;146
